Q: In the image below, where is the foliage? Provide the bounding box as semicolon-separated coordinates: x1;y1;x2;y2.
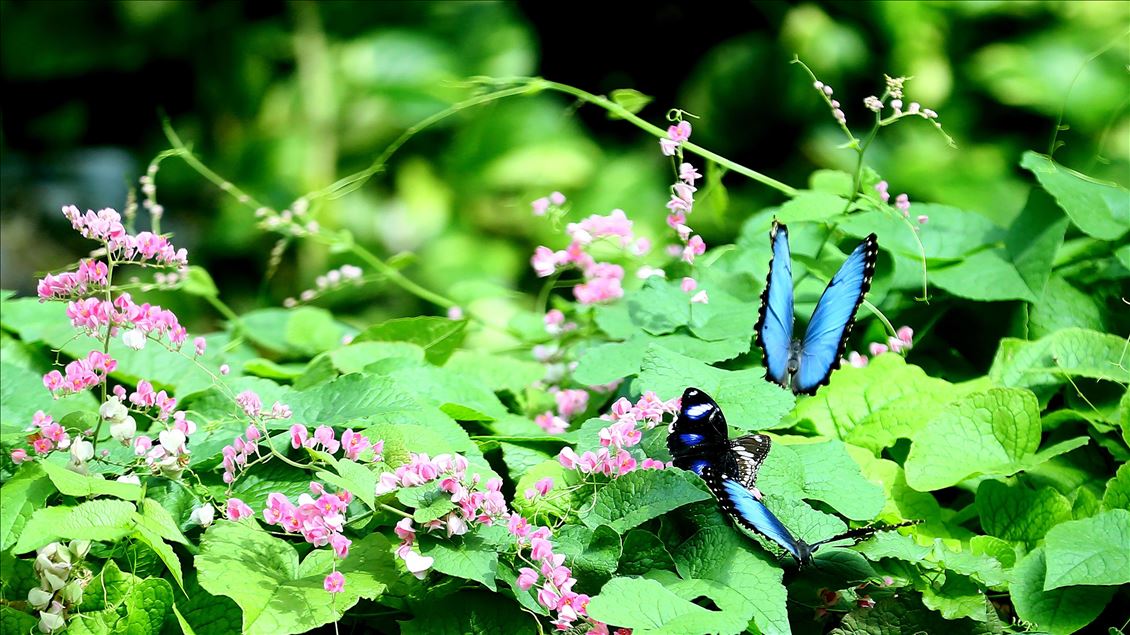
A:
2;4;1128;634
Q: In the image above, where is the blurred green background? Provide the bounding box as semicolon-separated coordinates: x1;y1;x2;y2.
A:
2;0;1127;338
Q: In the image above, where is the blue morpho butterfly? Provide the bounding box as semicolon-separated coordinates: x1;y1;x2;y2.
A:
755;221;879;395
668;387;919;567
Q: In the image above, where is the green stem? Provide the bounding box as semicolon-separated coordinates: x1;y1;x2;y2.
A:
348;244;456;309
203;294;246;338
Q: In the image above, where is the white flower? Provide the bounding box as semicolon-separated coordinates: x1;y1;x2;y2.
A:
27;587;53;609
401;550;434;579
122;329;147;351
189;504;215;528
109;416;136;443
116;474;141;485
38;610;66;633
70;436;94;463
158;429;186;454
99;397;128;422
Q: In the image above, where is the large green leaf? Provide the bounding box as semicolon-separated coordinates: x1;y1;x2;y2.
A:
989;328;1129;399
354;316;467;364
581;468;711;534
976;479;1071;545
1010;546;1116;635
0;463;55;551
1021;151;1129;241
39;460;142;501
1042;508;1130;590
195;521;396;635
399;590;533;634
13;499;137;553
635;344;794;431
586;576;747;635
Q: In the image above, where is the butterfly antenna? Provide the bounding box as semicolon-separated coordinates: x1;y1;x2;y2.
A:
812;519;923;549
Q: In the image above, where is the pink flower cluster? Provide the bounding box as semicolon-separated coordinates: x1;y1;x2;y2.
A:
531;191;567;216
218;424;264;484
65;292;188;349
875;181;926;225
131;412;196;479
261;482;354;593
531;208;649;305
23;411;72;456
123;380;177;420
36;260;109;301
557;391;676;478
534;387;590;434
42;351;117;396
508;515;600;631
290;424;383;461
846;326;915;368
812;81;847;126
657;121;708;266
61;206;187;267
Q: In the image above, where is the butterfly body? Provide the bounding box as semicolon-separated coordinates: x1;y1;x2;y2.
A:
755;222;878;395
668;387;919;567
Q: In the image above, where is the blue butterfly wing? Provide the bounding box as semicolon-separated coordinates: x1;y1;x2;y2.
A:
667;388;731;476
755;222;795;386
710;473;802;560
794;234;878;394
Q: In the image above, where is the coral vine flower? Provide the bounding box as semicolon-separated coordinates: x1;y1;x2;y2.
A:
323;571;345;594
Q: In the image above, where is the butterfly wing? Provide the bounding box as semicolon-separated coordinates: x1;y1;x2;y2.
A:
704;466;803;561
729;434;771;493
755;222;795;387
666;387;731;477
793;234;878;394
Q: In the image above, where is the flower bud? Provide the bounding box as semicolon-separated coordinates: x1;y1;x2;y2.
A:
60;580;83;605
109;416;136;443
38;610;66;633
27;587;53;609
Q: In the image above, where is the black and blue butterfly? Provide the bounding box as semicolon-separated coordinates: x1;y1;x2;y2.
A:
668;387;918;567
755;221;878;395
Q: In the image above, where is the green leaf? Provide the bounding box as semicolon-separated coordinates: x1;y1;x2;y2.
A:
581;469;710;534
919;573;992;622
0;606;38;634
976;479;1072;545
1021;151;1130;241
672;526;790;635
14;499;136;553
552;524;622;588
798;354;959;441
284;373;419;428
609;88;653;115
904;388;1044;491
316;456;377;510
388;365;508;420
931;249;1037;302
1042;509;1130;590
196;522;395;635
0;463;55;551
444;350;543;394
636;344;794;431
574;332;751;386
39;460;142;501
1010;546;1116;635
1028;274;1106;338
325;341;425;374
617;528;676;576
790;440;885;520
69;575;174;635
832;592;1004;635
776;190;849;223
398;590;533;634
1;360;98;439
990;328;1130;398
181;265;219;298
1005;187;1069;302
133;524;184;593
169;571;242;635
586;576;746;635
397;485;456;524
1102;463;1130;511
840;203;1002;261
241;307;347;357
354;316;467;364
627;279;691;336
419;527;499;591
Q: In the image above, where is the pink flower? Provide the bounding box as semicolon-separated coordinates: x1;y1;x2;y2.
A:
614;449;637;475
193;337;206;357
395;518;416;542
895;193;910;216
536;411;568;434
679;162;702;184
530;536;553;561
447;306;464;320
665;195;691;213
537;587;561;611
681;277;697;293
532;246;561;278
558;447;579;469
341;429;371;460
10;448;29;463
549;191;566;205
313;426;340;453
667;121;692;142
897;326;914;346
848;351;869;368
219;364;230;375
532;197;551;216
508;513;531;539
673;182;696;204
534;477;554;496
690;290;709;304
554;389;589;419
544;309;565;328
134;435;153;455
323;571;345;594
226;498;253;520
917;214;929;225
290;424;308;449
42;371;64;391
682;235;706;263
330;533;351;559
517;567;539;590
235;390;262;418
640;458;666;470
573;277;623;305
375;472;399;495
666;211;686;229
659;138;679;156
868;342;889;357
875;181;890;203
